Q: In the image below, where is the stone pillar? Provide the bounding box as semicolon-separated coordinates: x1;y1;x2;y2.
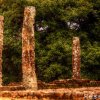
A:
22;6;37;90
72;37;81;79
0;16;4;86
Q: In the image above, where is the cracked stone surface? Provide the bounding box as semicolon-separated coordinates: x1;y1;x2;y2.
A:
22;6;37;90
72;37;81;79
0;16;3;86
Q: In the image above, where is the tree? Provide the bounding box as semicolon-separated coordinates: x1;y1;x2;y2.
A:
0;0;100;83
32;0;100;81
0;0;27;84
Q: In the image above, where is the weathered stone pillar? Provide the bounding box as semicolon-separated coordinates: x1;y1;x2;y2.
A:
22;6;37;90
72;37;81;79
0;16;4;86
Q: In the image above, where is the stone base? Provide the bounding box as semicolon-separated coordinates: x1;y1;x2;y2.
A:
0;86;25;91
0;80;100;100
38;79;100;89
0;87;100;100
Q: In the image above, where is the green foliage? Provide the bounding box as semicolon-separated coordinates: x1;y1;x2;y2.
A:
81;45;100;80
0;0;27;84
34;0;100;81
0;0;100;83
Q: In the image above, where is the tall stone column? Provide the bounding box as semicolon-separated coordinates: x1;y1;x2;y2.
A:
22;6;37;90
72;37;81;79
0;16;4;86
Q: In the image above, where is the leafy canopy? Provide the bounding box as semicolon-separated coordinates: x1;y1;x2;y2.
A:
0;0;100;83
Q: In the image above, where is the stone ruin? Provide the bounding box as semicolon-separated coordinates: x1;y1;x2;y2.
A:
0;6;100;100
72;37;81;79
0;16;3;87
0;6;82;89
22;6;37;90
